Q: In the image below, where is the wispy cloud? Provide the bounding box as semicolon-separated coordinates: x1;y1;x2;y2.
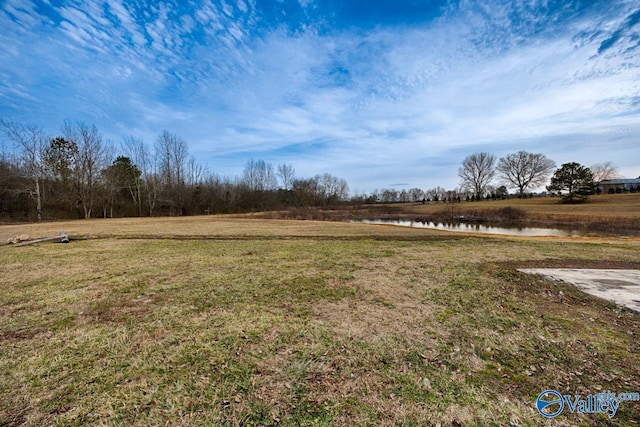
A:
0;0;638;190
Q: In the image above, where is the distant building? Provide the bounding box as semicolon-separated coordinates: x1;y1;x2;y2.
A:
599;178;640;193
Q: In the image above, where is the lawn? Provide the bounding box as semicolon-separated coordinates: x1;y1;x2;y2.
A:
1;217;639;426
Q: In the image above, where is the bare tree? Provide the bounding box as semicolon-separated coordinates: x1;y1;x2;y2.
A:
426;186;446;202
315;173;348;206
121;136;146;216
185;156;207;214
380;188;399;203
156;130;188;215
186;156;206;187
408;188;425;202
99;143;117;218
458;152;496;199
590;161;620;185
144;169;161;216
239;159;278;211
123;136;158;216
497;151;556;196
369;189;379;203
242;159;277;192
63;121;108;218
277;163;295;190
0;118;48;220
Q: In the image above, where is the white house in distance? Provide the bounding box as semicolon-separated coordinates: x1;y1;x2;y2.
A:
599;178;640;193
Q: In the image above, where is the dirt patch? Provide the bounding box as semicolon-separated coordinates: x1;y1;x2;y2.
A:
0;327;47;344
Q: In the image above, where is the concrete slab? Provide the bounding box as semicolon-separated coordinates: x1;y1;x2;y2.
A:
517;269;640;313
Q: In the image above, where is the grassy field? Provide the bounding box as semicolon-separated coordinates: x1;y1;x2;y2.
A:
1;217;640;426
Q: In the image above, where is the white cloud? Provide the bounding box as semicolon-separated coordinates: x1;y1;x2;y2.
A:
0;0;638;191
2;0;52;29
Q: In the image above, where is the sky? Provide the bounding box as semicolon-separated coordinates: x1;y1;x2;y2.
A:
1;0;639;194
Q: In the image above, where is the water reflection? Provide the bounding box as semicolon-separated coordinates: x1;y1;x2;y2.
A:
355;219;582;237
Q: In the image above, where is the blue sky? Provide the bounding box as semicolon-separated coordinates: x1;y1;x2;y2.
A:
1;0;639;193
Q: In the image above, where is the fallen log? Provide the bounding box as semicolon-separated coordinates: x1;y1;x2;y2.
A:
14;231;69;247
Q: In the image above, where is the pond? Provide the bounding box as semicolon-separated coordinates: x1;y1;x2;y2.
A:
354;219;582;237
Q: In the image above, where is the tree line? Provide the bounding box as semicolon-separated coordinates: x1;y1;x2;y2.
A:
456;151;624;203
0;119;349;221
365;152;625;205
1;117;631;221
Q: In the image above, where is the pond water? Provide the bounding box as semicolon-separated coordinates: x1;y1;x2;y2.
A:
355;219;582;237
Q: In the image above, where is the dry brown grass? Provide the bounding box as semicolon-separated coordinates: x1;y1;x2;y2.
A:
0;216;448;244
1;217;639;426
